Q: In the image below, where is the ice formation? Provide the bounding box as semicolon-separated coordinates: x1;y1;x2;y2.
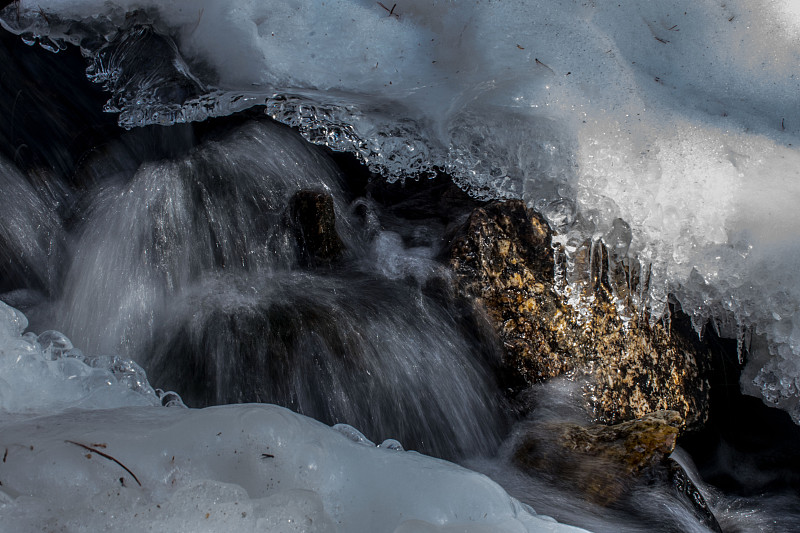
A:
3;0;799;420
0;300;583;532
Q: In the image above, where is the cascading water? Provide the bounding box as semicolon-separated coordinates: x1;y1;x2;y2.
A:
0;157;64;296
53;120;345;357
20;118;502;459
148;271;503;458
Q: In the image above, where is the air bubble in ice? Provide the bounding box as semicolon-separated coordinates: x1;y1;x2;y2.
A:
156;389;187;408
0;301;28;337
332;423;375;447
604;218;632;258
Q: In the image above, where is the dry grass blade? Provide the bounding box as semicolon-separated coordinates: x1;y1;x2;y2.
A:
65;440;142;487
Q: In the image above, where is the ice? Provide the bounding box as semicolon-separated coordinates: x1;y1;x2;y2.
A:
0;300;160;414
332;423;376;447
4;0;800;416
379;438;405;451
0;405;588;532
0;300;584;532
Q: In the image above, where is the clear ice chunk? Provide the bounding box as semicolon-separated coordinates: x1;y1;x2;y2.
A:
35;330;74;360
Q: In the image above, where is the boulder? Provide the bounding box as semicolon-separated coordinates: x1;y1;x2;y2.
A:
448;200;711;428
512;410;723;531
288;190;344;267
513;410;682;505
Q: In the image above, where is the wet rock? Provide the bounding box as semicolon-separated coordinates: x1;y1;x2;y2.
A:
448;200;711;428
288;190;344;267
667;458;723;533
513;411;682;505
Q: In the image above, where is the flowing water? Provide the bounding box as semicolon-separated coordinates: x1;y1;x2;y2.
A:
9;117;504;460
1;3;800;532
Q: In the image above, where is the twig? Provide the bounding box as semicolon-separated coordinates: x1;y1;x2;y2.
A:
377;2;399;19
66;440;142;487
655;36;669;44
535;58;555;74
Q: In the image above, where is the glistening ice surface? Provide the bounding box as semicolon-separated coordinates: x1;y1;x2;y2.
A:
3;0;800;419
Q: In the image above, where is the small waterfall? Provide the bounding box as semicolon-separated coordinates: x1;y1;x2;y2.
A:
56;120;346;356
148;272;503;458
41;118;503;458
3;3;800;530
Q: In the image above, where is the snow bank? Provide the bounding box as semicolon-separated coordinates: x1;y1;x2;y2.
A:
3;1;800;418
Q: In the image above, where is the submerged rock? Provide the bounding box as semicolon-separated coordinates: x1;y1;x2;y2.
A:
512;410;723;530
513;410;682;505
288;190;344;267
667;458;723;533
448;200;711;428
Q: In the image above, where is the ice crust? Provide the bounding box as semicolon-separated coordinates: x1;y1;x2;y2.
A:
3;2;800;418
0;302;584;533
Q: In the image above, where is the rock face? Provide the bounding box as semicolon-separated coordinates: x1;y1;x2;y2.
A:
513;410;682;505
288;190;344;267
448;200;711;428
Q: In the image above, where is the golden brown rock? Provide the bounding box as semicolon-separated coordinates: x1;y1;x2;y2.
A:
448;200;710;428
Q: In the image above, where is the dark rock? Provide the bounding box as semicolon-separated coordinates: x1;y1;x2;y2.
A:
448;199;711;428
288;190;344;267
667;458;723;533
513;410;682;505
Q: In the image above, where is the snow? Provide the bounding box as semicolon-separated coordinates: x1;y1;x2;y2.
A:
0;300;584;532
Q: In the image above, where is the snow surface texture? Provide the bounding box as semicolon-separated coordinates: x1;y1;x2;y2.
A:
2;2;800;418
0;301;584;532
